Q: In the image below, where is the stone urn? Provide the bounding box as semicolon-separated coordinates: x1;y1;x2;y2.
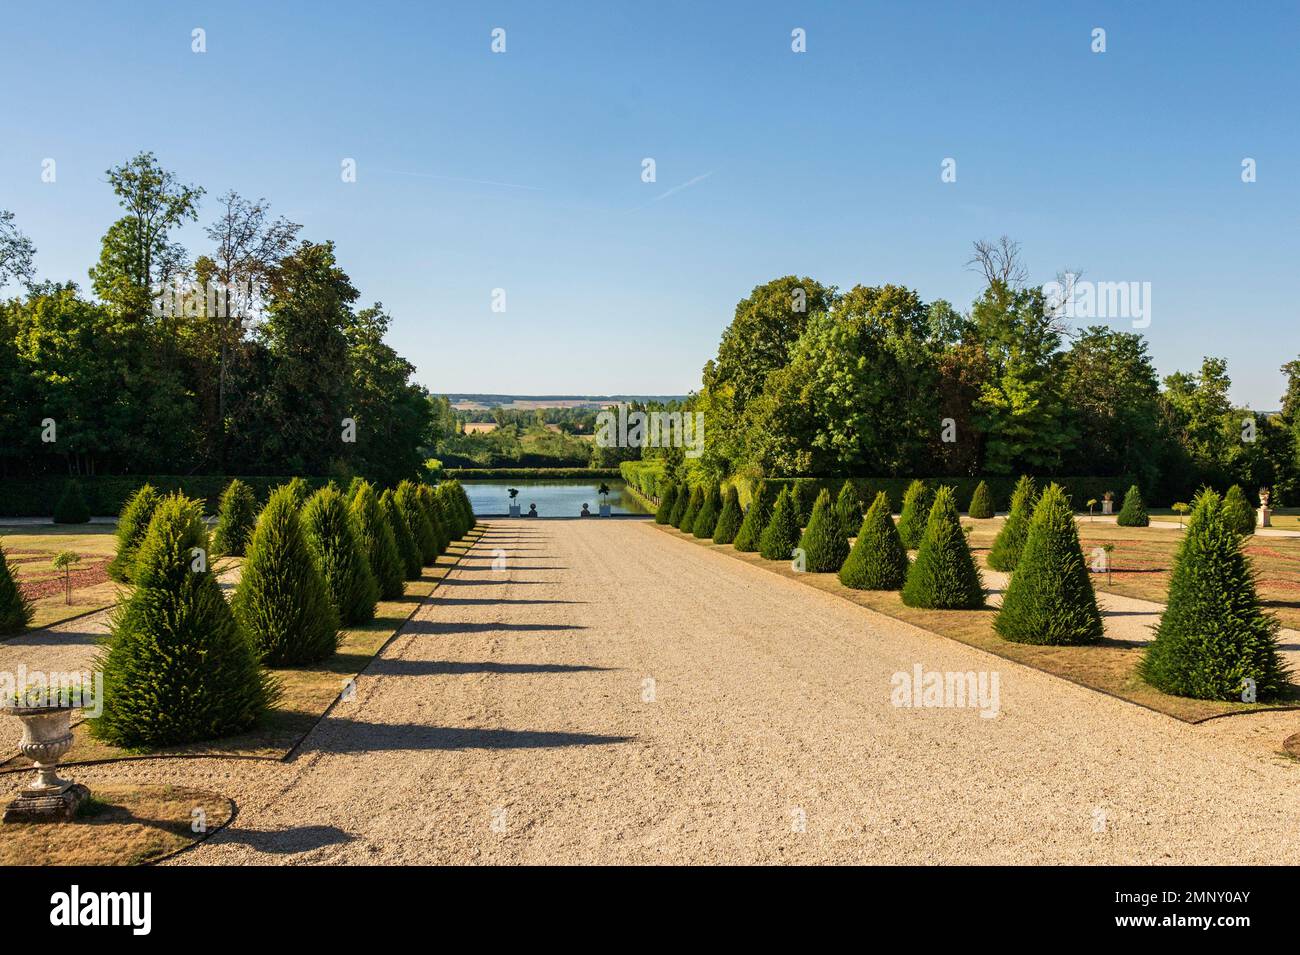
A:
2;703;88;823
1101;491;1114;516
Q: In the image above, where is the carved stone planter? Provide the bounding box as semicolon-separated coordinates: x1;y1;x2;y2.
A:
599;503;611;517
3;704;88;823
508;503;521;518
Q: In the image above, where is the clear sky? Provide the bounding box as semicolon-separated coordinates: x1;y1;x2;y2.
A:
2;1;1297;407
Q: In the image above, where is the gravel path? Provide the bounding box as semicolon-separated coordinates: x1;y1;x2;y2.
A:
35;519;1300;864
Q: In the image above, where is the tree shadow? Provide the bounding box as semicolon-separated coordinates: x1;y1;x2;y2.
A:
311;719;634;753
406;620;588;636
437;578;545;587
367;659;613;676
433;597;587;606
455;563;569;571
214;824;356;854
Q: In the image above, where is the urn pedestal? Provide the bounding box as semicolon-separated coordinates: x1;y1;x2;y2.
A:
3;705;88;823
1259;506;1272;528
1101;500;1114;515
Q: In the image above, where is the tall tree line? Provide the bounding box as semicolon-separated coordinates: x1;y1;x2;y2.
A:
686;240;1300;505
0;152;435;486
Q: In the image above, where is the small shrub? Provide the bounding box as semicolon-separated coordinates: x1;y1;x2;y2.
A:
712;487;743;544
798;488;850;572
301;486;379;626
108;484;162;581
417;484;449;554
396;481;438;565
839;491;907;591
669;484;691;527
53;480;90;524
678;486;702;531
994;484;1103;645
733;480;777;552
967;480;995;519
211;479;258;557
987;475;1036;571
382;489;422;580
902;486;984;609
692;484;722;539
350;481;405;600
759;487;802;561
281;477;312;509
0;542;34;635
655;484;678;525
1140;490;1288;701
833;482;862;539
896;480;933;549
1221;485;1256;536
233;486;340;666
1116;483;1149;527
93;494;276;748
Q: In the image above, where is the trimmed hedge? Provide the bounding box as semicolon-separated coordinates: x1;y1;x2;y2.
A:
93;494;276;747
968;480;995;519
987;475;1035;572
759;487;802;561
712;486;743;544
108;483;161;581
994;484;1103;645
0;542;34;635
798;488;849;572
1140;489;1288;701
233;486;340;666
212;479;258;557
53;480;90;524
839;491;907;591
1116;484;1149;527
619;460;669;500
902;486;984;609
452;467;622;481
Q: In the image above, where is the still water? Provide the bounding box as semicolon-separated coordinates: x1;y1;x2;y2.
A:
461;480;653;517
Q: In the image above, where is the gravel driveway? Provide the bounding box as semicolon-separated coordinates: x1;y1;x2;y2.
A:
41;518;1300;864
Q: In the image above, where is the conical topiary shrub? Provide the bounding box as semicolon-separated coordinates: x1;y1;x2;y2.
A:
733;481;777;552
692;484;722;539
108;483;162;581
839;491;908;591
792;482;817;526
1222;484;1257;536
444;480;475;533
678;486;702;531
301;486;379;626
382;489;422;579
896;480;933;549
655;484;678;525
212;478;258;557
93;494;276;748
1140;490;1288;701
834;483;862;540
1116;483;1149;527
759;487;802;561
281;477;312;509
417;483;448;554
350;481;405;600
346;476;365;500
902;486;984;609
668;483;690;527
798;488;850;572
0;542;34;635
434;484;464;540
987;475;1036;571
396;480;438;566
968;480;995;519
233;486;340;666
712;487;743;544
53;480;90;524
994;484;1103;645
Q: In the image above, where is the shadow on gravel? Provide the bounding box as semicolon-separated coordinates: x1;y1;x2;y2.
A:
406;621;588;635
437;578;545;586
313;720;633;752
367;659;613;676
433;597;587;606
454;564;570;571
215;824;355;854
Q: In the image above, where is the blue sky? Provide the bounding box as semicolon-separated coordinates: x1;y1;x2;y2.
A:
2;1;1297;406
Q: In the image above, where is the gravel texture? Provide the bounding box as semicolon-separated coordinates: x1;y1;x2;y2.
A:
13;518;1300;864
